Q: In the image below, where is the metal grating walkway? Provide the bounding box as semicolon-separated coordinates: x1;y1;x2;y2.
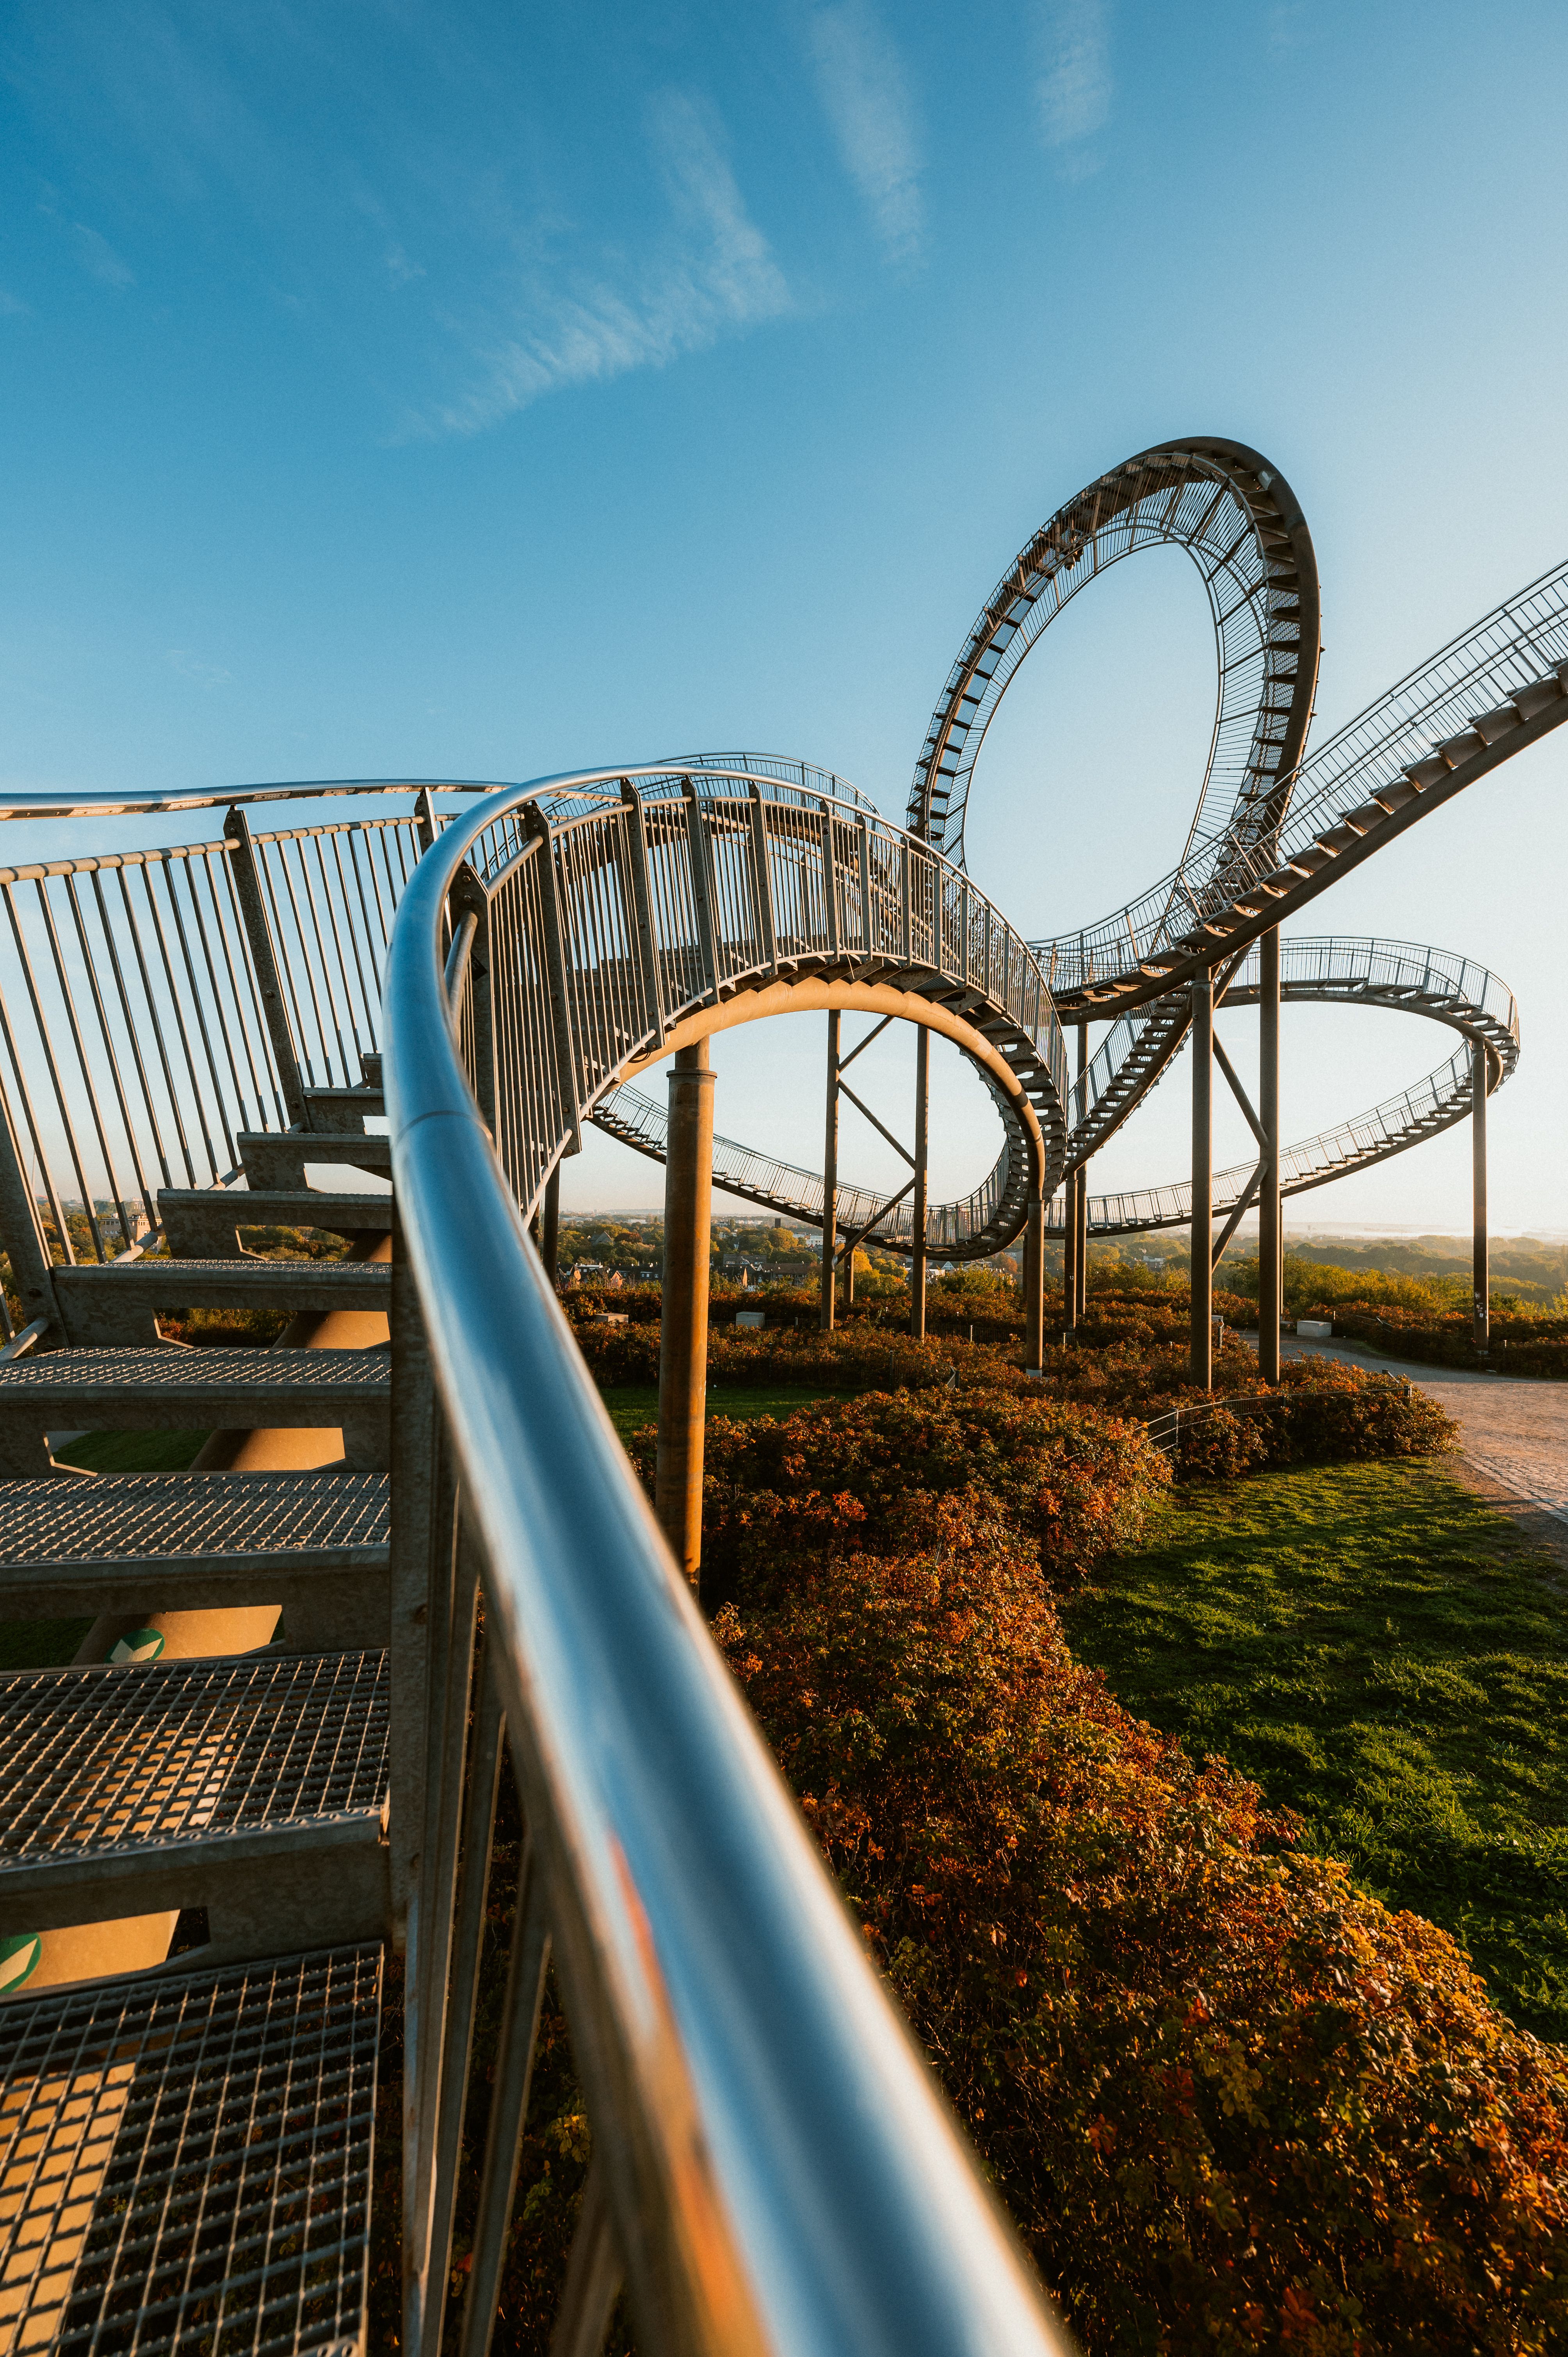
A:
0;1944;381;2356
0;1653;388;1868
0;1471;389;1568
0;1348;390;1399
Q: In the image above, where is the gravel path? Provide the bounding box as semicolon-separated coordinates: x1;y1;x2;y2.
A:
1281;1334;1568;1526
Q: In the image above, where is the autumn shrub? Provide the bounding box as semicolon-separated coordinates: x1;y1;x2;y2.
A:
627;1387;1168;1600
1329;1302;1568;1379
714;1496;1568;2353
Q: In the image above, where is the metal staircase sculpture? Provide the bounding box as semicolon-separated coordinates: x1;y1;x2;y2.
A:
0;437;1563;2357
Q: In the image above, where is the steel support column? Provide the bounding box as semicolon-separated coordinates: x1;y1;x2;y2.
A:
1062;1174;1078;1333
1191;970;1214;1388
655;1039;714;1591
1024;1194;1045;1373
1258;927;1281;1383
820;1011;839;1333
910;1025;929;1340
1472;1039;1490;1351
1073;1024;1089;1319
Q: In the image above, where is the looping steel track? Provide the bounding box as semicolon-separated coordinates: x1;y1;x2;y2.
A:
598;442;1568;1259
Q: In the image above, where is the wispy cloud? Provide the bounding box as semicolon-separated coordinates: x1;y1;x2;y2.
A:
384;244;424;288
417;92;789;438
1034;0;1112;177
806;2;924;269
0;288;29;318
71;222;136;287
167;648;233;684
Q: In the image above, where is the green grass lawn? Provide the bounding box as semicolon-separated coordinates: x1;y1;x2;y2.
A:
1069;1458;1568;2040
596;1384;841;1442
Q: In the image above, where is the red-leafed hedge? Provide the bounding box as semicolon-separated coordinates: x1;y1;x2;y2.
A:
701;1400;1568;2353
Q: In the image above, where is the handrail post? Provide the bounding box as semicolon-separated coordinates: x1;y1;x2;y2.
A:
819;798;841;960
414;787;438;853
656;1037;714;1590
681;776;723;998
1191;968;1214;1386
1472;1038;1490;1351
820;1010;839;1332
856;816;873;958
0;1069;63;1342
1258;925;1282;1381
224;806;308;1128
745;783;779;976
910;1025;929;1339
1074;1022;1089;1319
1024;1191;1045;1372
524;805;582;1156
448;861;496;1133
619;782;667;1047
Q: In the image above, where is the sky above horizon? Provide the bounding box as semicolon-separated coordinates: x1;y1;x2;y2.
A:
3;1;1567;1237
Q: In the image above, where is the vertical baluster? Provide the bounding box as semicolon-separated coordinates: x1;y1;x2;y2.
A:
746;785;778;976
62;872;156;1240
525;808;582;1156
5;885;106;1260
91;868;173;1199
159;856;240;1171
137;862;224;1183
120;866;199;1184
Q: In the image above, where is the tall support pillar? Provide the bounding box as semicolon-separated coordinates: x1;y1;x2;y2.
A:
655;1039;714;1592
1191;970;1214;1389
1074;1025;1089;1317
1472;1040;1490;1351
1024;1193;1045;1372
1258;927;1281;1383
1062;1174;1078;1332
820;1011;839;1333
910;1025;929;1340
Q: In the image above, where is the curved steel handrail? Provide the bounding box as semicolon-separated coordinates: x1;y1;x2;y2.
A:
385;776;1073;2353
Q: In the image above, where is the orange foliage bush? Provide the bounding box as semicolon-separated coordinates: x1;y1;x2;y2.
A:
708;1444;1568;2353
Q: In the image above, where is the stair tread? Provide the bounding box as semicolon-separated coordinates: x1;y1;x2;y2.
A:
0;1346;390;1399
0;1648;388;1872
0;1469;387;1568
159;1187;394;1212
0;1944;380;2355
57;1258;390;1290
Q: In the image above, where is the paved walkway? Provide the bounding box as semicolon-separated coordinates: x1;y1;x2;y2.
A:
1278;1334;1568;1529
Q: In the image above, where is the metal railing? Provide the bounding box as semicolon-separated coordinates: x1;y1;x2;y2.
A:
1036;559;1568;1000
385;771;1074;2353
444;764;1067;1232
0;795;452;1329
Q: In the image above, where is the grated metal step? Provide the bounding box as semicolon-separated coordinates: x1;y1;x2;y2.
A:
0;1650;390;1949
0;1471;389;1652
0;1348;390;1478
301;1084;385;1136
0;1943;380;2355
53;1259;391;1348
159;1190;394;1259
237;1133;392;1193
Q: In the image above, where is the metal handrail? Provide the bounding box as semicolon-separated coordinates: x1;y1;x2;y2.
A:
385;771;1074;2355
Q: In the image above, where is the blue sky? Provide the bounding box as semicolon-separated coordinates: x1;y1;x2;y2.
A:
4;0;1567;1235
